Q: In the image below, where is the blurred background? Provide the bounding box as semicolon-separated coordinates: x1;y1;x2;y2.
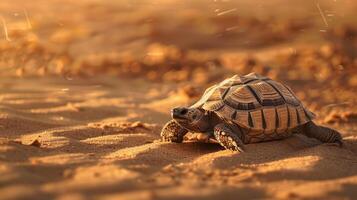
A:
0;0;356;120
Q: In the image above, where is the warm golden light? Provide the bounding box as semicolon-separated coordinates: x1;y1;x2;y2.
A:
0;0;356;199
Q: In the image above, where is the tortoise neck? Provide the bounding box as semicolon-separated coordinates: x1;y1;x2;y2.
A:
207;111;222;129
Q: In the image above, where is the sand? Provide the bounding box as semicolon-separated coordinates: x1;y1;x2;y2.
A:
0;0;357;199
0;76;356;200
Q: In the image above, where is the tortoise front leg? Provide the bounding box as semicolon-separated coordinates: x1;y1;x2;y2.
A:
301;121;343;146
214;123;245;152
161;120;188;143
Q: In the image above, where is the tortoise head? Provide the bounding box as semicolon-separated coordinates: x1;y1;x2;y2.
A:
171;107;210;132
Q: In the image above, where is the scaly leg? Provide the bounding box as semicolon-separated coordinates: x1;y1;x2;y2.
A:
161;120;188;143
214;123;245;152
301;121;343;146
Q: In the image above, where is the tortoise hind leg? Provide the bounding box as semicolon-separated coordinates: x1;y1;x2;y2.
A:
214;123;245;152
301;121;343;146
161;120;188;143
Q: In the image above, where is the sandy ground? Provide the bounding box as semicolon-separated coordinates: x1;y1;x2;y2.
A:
0;0;357;200
0;77;356;200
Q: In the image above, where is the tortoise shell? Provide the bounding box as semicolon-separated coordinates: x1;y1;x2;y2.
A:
192;73;315;133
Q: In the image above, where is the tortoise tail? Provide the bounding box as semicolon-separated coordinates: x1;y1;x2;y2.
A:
304;121;343;146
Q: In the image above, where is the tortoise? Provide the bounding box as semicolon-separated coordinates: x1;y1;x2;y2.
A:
161;73;343;151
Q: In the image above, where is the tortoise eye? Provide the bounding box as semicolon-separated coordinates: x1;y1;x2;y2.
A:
192;114;197;119
180;108;188;115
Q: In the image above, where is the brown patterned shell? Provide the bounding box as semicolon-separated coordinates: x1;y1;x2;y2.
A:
192;73;315;133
